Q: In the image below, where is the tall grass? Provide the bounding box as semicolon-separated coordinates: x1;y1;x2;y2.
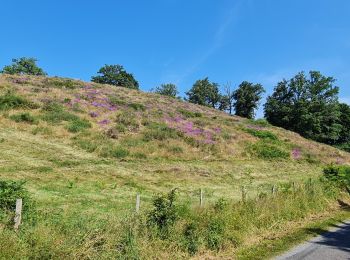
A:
0;178;344;259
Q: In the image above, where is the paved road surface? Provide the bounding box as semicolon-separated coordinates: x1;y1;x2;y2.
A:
276;220;350;260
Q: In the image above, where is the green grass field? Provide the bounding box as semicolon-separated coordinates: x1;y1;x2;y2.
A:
1;74;350;259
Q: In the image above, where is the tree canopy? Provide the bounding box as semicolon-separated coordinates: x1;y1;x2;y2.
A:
154;83;178;98
1;57;47;76
264;71;341;144
233;81;264;119
186;78;220;108
91;64;139;89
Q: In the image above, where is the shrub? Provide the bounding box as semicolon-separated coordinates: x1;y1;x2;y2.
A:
128;103;145;111
44;78;79;89
183;222;200;256
9;112;37;124
0;93;38;110
245;128;277;140
41;102;78;124
248;118;270;127
249;140;289;159
0;180;36;223
206;217;225;251
178;108;202;118
66;118;91;133
115;112;139;131
323;164;350;191
147;189;178;236
143;123;180;141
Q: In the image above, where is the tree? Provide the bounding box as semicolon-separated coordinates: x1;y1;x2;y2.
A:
186;78;220;108
233;81;264;119
264;71;341;144
154;83;178;97
219;82;235;114
1;57;47;76
91;64;139;89
338;103;350;144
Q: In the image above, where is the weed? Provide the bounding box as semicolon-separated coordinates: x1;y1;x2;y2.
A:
66;118;91;133
9;112;37;124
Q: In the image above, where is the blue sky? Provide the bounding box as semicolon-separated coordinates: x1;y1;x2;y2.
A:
1;0;350;117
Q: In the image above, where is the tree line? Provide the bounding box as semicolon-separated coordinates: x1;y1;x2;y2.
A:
1;57;350;150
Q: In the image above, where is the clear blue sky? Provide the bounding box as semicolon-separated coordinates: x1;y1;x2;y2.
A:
1;0;350;117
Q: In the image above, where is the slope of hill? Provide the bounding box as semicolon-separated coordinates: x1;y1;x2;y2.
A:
0;74;349;199
1;74;349;258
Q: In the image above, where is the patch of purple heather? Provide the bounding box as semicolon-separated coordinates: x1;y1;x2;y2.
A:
98;119;110;125
247;125;265;130
89;112;99;118
291;148;302;160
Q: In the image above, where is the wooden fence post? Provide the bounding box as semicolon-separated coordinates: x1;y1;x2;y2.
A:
272;184;276;195
14;198;22;231
241;186;247;203
200;189;203;207
136;194;140;213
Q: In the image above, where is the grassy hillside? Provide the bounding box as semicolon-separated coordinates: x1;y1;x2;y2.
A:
0;74;350;259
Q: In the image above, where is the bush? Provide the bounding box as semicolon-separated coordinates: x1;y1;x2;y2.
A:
323;164;350;191
0;180;35;224
9;112;37;124
248;118;270;127
0;93;38;110
128;103;145;111
147;189;178;236
249;140;289;159
115;112;139;131
178;108;202;118
41;102;78;123
183;222;200;255
66;118;91;133
245;128;277;140
206;218;225;251
44;78;80;89
143;123;180;141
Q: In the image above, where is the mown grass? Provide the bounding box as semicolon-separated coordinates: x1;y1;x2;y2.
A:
1;75;350;258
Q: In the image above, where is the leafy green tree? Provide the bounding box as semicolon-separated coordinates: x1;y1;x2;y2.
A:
186;78;220;108
338;103;350;144
91;64;139;89
233;81;264;119
264;71;341;144
1;57;47;76
154;83;178;97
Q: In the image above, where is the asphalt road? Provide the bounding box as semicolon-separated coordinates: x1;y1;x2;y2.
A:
276;220;350;260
